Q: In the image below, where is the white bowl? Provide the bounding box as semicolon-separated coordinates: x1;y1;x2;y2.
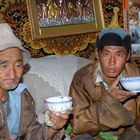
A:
45;96;72;113
120;76;140;93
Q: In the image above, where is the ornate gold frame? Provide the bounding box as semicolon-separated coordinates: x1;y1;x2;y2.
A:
26;0;105;39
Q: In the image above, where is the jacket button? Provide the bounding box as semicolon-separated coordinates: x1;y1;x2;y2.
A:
75;115;79;119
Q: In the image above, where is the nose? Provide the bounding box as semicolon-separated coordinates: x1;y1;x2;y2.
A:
9;66;16;79
109;55;116;65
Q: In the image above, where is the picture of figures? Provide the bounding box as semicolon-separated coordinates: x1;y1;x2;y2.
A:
131;44;140;60
128;0;140;44
36;0;95;27
26;0;104;39
125;0;140;62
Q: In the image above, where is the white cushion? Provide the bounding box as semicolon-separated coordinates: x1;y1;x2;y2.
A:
23;55;91;115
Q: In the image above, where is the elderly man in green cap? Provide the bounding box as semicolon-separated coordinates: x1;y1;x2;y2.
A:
69;28;140;140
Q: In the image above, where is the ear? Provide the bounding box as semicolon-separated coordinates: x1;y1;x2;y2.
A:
127;51;131;61
95;48;99;60
23;63;30;74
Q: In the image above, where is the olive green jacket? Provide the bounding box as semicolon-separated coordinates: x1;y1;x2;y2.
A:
69;61;140;140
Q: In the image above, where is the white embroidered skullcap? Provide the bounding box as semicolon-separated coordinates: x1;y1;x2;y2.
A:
99;28;128;40
0;23;31;64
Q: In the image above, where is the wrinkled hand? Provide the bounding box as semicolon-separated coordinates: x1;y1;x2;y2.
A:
47;108;72;139
47;108;72;130
108;77;136;103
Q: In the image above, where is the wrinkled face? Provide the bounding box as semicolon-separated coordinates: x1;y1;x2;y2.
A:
97;46;129;81
0;48;24;90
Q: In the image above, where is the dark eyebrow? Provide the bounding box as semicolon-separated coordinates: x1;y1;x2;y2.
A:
116;51;124;53
0;59;23;65
14;60;23;64
102;49;110;52
16;59;23;62
0;60;8;65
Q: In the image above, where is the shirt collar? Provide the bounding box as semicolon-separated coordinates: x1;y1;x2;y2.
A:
7;83;26;139
8;83;26;95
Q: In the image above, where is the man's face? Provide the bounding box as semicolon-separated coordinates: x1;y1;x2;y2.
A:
0;48;24;90
98;46;129;80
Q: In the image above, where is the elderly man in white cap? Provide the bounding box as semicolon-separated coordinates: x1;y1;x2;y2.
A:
69;28;140;140
0;23;70;140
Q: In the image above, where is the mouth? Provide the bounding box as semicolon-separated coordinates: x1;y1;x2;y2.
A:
3;79;17;86
107;68;116;73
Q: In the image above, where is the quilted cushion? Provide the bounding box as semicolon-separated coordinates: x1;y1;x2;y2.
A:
23;55;91;121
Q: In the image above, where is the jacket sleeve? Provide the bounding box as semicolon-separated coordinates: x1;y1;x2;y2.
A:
24;119;65;140
69;73;134;137
133;96;140;133
20;89;65;140
0;101;9;140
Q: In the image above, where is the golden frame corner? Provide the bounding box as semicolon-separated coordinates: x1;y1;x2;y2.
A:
26;0;105;39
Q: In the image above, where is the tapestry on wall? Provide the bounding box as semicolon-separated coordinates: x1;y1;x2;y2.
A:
0;0;123;58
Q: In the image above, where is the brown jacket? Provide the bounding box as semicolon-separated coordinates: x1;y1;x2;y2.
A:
69;61;140;139
0;89;64;140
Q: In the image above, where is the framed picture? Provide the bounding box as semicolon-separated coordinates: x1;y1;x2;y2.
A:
130;44;140;69
123;0;140;60
123;0;140;44
131;44;140;60
26;0;105;39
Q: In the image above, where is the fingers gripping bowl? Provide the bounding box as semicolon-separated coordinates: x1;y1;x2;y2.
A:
120;76;140;93
45;96;72;113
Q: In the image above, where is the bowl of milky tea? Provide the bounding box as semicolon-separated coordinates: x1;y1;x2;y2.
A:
45;96;72;113
120;76;140;94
